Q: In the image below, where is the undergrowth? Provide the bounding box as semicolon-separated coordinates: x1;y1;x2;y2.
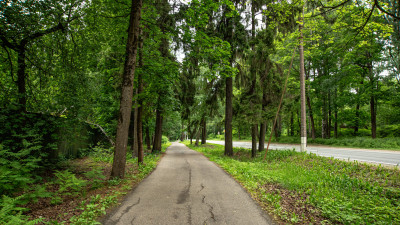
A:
183;141;400;224
0;142;171;224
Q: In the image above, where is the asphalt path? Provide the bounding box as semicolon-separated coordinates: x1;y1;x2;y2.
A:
207;140;400;167
102;142;274;225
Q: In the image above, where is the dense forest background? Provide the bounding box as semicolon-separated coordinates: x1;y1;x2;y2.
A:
0;0;400;223
1;0;399;159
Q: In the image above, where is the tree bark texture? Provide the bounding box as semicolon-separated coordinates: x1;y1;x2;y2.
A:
201;117;206;144
131;90;138;158
225;76;233;156
145;124;151;150
111;0;142;179
152;108;163;153
137;28;144;164
258;121;266;152
17;48;27;111
251;124;257;158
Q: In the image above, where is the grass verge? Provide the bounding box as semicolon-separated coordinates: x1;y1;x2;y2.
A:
183;141;400;225
209;136;400;151
2;142;171;225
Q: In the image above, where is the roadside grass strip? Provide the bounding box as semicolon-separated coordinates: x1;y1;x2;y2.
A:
183;141;400;224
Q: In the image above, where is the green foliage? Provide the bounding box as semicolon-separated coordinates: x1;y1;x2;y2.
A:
69;194;118;225
0;143;41;196
0;195;42;225
274;136;400;150
51;170;87;204
161;135;169;144
84;168;106;190
185;142;400;224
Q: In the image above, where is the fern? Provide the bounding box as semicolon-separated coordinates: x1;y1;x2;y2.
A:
0;195;42;225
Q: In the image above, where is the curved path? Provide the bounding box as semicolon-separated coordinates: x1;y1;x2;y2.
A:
208;140;400;166
102;142;274;225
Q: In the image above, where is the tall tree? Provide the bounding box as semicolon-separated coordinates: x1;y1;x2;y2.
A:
111;0;143;179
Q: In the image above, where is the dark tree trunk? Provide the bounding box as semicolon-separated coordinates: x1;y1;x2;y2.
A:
17;48;27;111
290;112;294;136
251;124;257;157
225;76;233;156
131;89;138;158
370;93;377;139
354;102;360;135
238;125;241;140
188;121;192;144
306;96;316;139
137;30;144;164
274;115;281;139
334;89;338;138
328;92;331;139
145;124;151;150
258;122;266;152
195;126;200;146
181;123;184;141
152;108;163;153
322;96;328;139
201;117;206;144
111;0;142;179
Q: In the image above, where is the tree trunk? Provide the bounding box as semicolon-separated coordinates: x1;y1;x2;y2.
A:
111;0;142;179
274;115;281;139
195;126;200;146
145;123;151;150
251;124;257;157
334;89;338;138
370;92;377;139
152;108;163;152
131;89;138;158
201;117;206;144
181;122;184;141
290;112;294;136
354;102;360;135
258;121;266;152
225;76;233;156
328;92;331;139
238;125;241;140
17;48;27;111
137;29;144;164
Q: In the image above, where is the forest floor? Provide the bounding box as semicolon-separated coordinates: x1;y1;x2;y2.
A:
21;143;171;224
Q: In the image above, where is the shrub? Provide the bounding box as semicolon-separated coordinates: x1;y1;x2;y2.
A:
0;195;42;225
161;135;169;144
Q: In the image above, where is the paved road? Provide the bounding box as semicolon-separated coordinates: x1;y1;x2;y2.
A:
208;140;400;167
102;142;274;225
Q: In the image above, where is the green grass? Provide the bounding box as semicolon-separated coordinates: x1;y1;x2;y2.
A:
209;136;400;150
183;141;400;224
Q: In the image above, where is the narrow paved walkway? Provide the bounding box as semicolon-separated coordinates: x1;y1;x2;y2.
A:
102;142;274;225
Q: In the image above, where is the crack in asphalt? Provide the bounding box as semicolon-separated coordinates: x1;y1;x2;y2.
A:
130;216;136;225
177;159;192;204
187;204;192;225
111;198;141;224
197;183;205;193
201;185;216;223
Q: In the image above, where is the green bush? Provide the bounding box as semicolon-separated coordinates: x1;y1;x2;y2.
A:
378;124;400;137
161;135;169;144
0;195;42;225
0;142;42;196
